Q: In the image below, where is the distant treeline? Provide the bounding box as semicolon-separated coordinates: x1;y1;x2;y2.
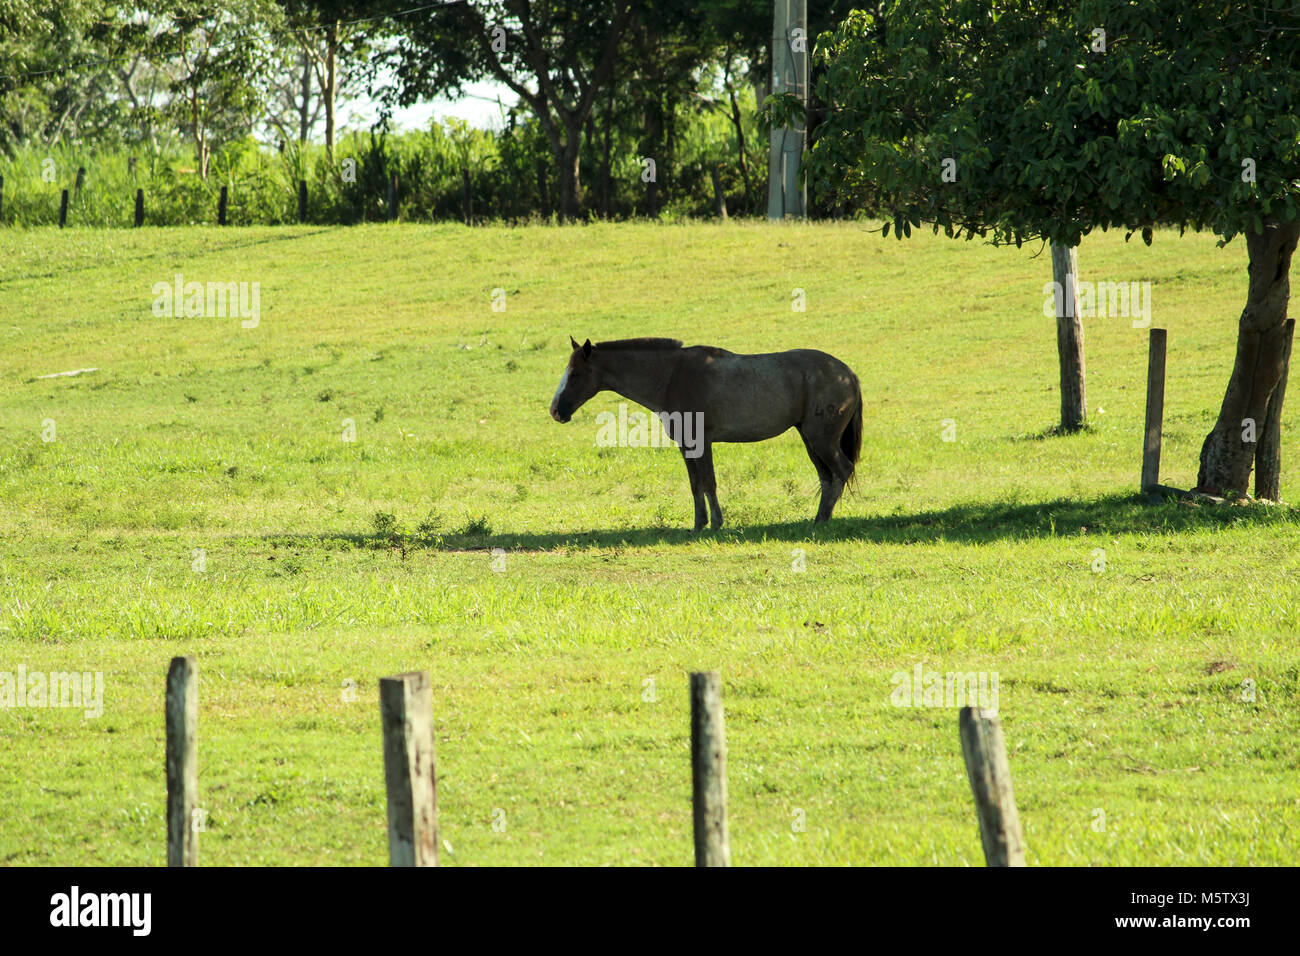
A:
0;1;855;226
0;106;759;227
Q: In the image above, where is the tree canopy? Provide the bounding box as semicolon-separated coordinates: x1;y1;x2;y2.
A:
811;0;1300;248
811;0;1300;496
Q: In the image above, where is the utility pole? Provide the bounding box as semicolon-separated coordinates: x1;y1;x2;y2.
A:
768;0;808;219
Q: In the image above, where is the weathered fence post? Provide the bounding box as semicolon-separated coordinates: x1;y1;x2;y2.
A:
958;706;1026;867
134;188;144;227
690;670;730;866
379;671;439;866
461;166;473;225
166;656;199;867
298;179;308;223
58;189;69;228
387;173;398;221
1255;317;1294;502
218;185;228;226
1141;328;1167;494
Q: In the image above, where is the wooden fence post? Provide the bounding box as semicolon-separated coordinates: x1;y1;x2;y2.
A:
166;656;199;867
461;166;473;225
218;185;228;226
958;706;1026;867
298;179;308;222
690;670;730;866
387;173;398;221
58;189;68;227
1141;328;1167;493
1255;317;1294;502
134;188;144;227
379;671;439;866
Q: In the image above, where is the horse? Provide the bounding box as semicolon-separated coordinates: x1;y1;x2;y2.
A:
549;336;862;530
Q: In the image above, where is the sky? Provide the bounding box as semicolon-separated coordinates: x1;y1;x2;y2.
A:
352;80;520;133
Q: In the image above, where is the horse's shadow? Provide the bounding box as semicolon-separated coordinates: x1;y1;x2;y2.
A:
265;491;1295;555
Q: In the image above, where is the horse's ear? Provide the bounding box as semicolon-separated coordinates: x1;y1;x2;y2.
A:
582;339;593;358
570;335;580;350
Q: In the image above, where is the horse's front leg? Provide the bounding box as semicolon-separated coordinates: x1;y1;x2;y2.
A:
697;442;723;530
682;452;707;531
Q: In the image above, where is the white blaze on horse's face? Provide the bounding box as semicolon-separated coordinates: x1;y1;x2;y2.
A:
550;367;572;422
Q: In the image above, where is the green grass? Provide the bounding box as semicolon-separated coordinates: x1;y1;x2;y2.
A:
1;220;1298;866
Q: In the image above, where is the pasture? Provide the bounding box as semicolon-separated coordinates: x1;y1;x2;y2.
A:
1;220;1298;865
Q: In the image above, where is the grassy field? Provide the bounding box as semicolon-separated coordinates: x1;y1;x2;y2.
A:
1;220;1298;866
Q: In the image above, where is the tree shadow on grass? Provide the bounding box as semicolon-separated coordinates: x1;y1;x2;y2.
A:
2;228;337;284
265;491;1300;555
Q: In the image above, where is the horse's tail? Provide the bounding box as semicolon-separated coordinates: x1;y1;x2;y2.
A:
842;376;863;492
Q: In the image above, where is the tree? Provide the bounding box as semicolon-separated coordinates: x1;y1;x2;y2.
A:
811;0;1300;496
623;0;721;216
275;0;372;155
150;0;281;179
384;0;634;219
0;0;136;154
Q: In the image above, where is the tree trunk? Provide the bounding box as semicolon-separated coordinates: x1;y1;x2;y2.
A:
324;22;339;158
558;121;582;220
1197;219;1300;496
1051;242;1087;432
145;70;160;155
601;86;612;218
536;160;550;218
1255;318;1295;501
461;166;473;225
665;92;677;208
298;53;312;143
191;96;209;180
641;93;663;217
728;84;752;211
711;165;728;220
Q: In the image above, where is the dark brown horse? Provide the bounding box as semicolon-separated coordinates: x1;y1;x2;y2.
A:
549;337;862;530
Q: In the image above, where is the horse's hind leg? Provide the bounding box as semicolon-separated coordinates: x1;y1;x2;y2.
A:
799;427;851;523
697;442;723;530
818;440;857;522
816;471;847;523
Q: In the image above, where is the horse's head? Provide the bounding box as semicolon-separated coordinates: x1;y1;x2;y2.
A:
550;336;601;423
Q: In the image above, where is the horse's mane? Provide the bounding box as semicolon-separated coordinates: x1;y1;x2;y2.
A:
594;337;683;351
